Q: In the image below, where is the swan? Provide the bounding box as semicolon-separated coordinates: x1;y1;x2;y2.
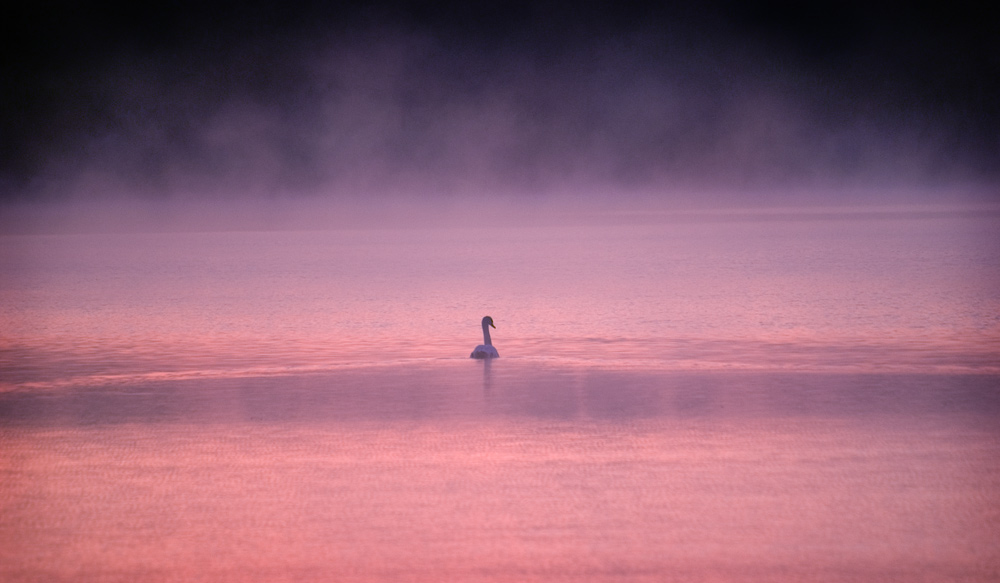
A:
470;316;500;359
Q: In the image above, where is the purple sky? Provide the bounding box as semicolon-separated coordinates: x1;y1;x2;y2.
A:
2;1;997;205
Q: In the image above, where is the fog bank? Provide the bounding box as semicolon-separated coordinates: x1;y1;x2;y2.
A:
3;2;997;210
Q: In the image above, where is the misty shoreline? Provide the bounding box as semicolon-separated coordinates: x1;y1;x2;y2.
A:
2;195;998;235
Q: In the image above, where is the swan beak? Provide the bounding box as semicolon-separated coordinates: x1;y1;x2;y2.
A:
490;322;496;328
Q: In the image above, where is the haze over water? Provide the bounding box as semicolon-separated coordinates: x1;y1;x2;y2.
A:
3;1;999;580
2;207;999;582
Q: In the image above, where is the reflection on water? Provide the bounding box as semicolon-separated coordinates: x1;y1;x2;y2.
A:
1;212;999;581
2;366;999;582
2;363;998;425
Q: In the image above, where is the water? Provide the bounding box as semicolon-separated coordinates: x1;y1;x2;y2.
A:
1;209;999;581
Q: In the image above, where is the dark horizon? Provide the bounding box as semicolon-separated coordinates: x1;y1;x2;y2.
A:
2;1;997;205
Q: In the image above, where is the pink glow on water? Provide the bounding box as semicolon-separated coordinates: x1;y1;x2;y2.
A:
3;419;998;582
1;208;999;581
2;211;998;390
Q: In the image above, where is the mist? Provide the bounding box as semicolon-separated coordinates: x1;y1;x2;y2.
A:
3;7;1000;580
2;1;997;232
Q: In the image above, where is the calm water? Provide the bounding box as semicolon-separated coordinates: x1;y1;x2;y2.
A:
1;210;999;581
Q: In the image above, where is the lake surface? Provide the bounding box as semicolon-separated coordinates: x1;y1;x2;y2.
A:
1;208;999;581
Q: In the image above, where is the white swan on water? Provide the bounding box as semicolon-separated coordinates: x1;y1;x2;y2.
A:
470;316;499;359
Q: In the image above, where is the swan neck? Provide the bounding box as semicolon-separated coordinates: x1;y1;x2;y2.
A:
482;321;492;346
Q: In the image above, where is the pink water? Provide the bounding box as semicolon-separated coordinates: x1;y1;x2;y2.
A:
1;209;999;581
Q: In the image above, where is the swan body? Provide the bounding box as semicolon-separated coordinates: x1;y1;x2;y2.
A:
471;344;499;359
470;316;499;359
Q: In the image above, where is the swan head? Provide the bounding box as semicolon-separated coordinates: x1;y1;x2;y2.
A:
482;316;495;329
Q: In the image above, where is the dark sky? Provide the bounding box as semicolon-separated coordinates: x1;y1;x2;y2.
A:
2;0;997;203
